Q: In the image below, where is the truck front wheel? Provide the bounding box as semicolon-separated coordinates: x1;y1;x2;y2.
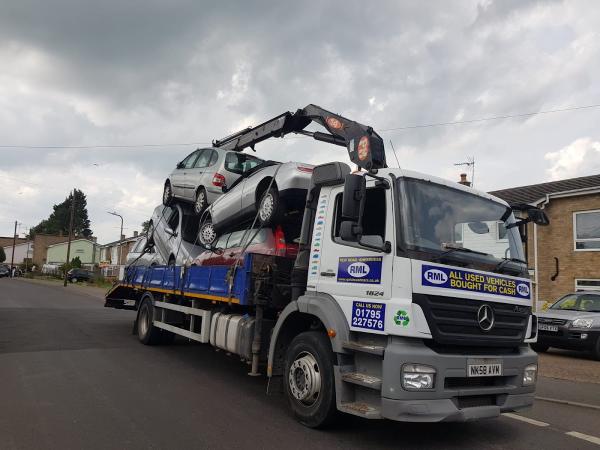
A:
284;331;337;428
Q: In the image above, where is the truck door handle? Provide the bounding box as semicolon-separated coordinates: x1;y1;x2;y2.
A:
320;272;335;277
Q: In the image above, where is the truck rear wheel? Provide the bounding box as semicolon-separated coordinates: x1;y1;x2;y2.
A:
137;298;162;345
284;331;337;428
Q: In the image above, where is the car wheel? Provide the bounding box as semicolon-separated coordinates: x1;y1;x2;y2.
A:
199;221;217;246
530;343;549;353
593;337;600;361
72;277;78;283
163;181;174;206
258;187;281;227
193;188;207;215
284;331;337;428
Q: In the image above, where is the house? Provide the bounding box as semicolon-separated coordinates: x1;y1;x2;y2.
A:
99;232;140;266
2;241;33;266
30;233;71;267
46;238;101;266
490;173;600;307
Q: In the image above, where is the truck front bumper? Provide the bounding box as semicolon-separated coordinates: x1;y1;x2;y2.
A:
379;337;537;422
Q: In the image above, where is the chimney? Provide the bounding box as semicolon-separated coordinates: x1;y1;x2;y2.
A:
134;231;138;238
458;173;471;187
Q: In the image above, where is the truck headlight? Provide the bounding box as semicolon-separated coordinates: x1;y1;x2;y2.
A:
401;364;436;390
572;318;593;329
523;364;537;386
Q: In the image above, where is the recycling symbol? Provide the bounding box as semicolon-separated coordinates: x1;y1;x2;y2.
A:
394;310;410;326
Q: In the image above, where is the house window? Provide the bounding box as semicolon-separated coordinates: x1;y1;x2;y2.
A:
573;210;600;251
575;279;600;292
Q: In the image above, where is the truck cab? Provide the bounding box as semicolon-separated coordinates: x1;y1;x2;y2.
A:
276;166;541;424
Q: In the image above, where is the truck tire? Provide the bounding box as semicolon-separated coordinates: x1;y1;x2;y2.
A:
284;331;337;428
137;298;162;345
530;343;549;353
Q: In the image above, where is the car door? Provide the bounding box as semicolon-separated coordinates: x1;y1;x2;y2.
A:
172;150;200;198
184;149;212;201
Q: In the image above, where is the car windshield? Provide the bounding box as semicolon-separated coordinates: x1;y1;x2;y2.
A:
551;294;600;312
398;178;525;267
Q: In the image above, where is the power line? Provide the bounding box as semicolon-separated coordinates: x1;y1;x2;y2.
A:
0;102;599;149
379;103;600;132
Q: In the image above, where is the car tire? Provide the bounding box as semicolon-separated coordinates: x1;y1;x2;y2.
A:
72;277;78;283
530;343;549;353
199;221;217;246
193;188;208;215
137;297;162;345
593;337;600;361
284;331;338;428
258;187;282;227
163;181;174;206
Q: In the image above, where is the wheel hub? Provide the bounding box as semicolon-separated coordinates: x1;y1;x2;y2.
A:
139;307;149;336
200;224;216;245
195;191;205;213
259;193;274;221
288;352;321;405
163;185;171;203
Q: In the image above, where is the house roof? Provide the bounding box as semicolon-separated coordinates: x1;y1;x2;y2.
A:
99;236;140;248
490;173;600;205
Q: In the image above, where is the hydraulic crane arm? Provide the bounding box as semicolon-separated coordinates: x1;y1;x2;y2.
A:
213;104;387;171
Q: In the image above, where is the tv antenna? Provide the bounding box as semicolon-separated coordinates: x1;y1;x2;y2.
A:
454;156;475;187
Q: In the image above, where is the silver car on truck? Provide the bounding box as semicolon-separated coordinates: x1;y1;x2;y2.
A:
198;161;313;244
163;148;264;214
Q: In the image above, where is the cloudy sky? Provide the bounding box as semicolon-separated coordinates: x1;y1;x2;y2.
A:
1;0;599;243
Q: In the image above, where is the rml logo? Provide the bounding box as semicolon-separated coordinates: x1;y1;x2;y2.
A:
424;268;448;285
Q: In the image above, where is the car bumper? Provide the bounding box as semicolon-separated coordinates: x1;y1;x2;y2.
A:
379;337;537;422
537;330;599;350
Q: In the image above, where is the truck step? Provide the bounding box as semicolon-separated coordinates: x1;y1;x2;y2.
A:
341;372;382;390
342;340;385;356
339;402;382;419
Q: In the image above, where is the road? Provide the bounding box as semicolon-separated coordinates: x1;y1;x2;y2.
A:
1;278;600;450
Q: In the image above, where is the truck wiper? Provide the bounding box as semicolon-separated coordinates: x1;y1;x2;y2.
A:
494;257;527;273
432;245;489;262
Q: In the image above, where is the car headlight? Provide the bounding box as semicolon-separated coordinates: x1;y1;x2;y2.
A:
401;364;436;390
523;364;537;386
572;318;594;329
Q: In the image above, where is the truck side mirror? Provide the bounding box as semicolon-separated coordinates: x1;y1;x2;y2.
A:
342;174;366;221
339;221;361;242
527;208;549;226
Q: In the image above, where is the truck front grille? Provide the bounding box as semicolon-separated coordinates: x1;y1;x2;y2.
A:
413;293;530;347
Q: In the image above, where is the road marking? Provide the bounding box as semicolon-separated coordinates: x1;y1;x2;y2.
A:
566;431;600;446
536;396;600;411
502;413;549;427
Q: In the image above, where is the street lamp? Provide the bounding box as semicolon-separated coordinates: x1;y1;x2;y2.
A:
107;211;124;265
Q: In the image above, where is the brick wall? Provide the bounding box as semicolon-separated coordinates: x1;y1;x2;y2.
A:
0;237;27;248
529;194;600;303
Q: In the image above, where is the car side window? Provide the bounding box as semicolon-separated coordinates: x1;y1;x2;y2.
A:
224;152;264;174
183;150;200;169
208;150;219;166
167;209;179;230
193;150;211;168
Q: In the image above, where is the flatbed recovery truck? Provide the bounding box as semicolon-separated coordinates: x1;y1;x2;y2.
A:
105;104;549;427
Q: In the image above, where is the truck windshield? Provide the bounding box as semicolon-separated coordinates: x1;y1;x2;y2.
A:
398;178;525;270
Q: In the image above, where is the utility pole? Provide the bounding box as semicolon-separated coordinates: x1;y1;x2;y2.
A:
63;189;76;287
10;220;17;277
108;211;124;265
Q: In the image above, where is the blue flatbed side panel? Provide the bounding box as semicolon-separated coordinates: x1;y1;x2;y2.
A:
144;266;181;291
183;254;253;304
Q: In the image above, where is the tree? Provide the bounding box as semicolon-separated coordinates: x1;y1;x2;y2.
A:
70;256;82;268
0;246;5;263
30;189;93;238
141;220;151;234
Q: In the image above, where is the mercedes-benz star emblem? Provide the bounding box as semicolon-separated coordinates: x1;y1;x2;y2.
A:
477;304;495;332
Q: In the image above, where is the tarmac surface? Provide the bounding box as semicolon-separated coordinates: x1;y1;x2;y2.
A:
1;277;600;450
